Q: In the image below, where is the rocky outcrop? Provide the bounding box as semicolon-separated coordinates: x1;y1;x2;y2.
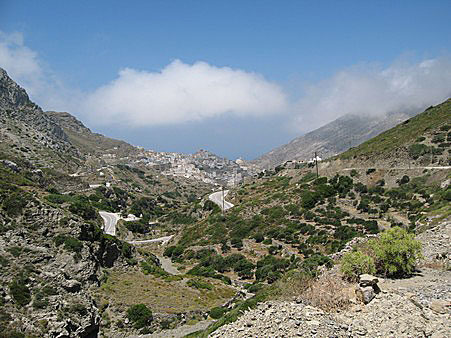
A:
0;67;79;171
0;193;129;336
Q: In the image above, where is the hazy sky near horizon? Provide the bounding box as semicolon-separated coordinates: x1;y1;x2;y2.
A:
1;1;451;159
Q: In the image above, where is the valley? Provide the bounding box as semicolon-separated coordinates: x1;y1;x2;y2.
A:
0;67;450;337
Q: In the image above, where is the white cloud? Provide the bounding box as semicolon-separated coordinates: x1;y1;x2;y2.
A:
2;30;451;135
0;31;81;111
293;57;451;131
82;60;288;126
0;31;42;90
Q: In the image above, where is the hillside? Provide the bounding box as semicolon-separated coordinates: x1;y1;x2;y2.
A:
252;112;414;170
163;106;450;336
46;111;139;159
0;68;80;173
0;68;240;337
337;99;451;165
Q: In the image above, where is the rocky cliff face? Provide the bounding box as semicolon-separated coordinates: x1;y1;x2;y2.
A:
0;68;135;337
0;68;80;172
252;112;413;170
0;160;133;336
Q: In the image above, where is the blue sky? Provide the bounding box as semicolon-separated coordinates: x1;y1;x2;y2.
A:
1;1;451;159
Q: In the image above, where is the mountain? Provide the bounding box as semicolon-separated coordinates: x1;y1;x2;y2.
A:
0;68;235;336
45;111;139;159
252;112;415;170
0;68;135;336
0;68;80;172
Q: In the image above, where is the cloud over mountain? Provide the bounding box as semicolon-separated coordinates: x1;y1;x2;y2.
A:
82;60;288;126
1;30;451;134
293;57;451;131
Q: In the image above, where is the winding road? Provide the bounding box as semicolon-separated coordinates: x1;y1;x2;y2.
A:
99;211;174;244
99;211;120;236
209;190;234;211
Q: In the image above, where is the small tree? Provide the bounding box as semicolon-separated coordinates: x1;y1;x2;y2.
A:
370;227;422;277
340;250;376;281
127;304;153;329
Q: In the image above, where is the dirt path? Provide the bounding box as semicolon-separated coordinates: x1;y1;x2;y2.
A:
157;255;181;275
144;319;214;338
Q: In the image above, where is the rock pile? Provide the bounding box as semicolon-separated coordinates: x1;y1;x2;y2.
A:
356;274;380;304
209;301;354;338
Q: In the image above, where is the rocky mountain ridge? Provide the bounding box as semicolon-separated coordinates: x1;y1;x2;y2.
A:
252;112;415;170
0;68;79;172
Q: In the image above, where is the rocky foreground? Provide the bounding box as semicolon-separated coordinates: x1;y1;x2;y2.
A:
210;220;451;338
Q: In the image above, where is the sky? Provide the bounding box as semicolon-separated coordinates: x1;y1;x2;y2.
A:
1;1;451;160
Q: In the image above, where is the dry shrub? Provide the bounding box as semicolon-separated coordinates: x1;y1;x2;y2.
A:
300;272;354;312
269;270;312;300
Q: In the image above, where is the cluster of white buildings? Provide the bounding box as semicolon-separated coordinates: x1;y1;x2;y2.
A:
133;149;250;186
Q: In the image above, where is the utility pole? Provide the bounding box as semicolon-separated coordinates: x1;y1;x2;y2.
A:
222;186;225;217
314;152;319;178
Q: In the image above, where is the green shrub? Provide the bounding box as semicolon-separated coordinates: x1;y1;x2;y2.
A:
209;306;227;319
415;136;426;142
32;290;49;309
125;221;149;234
2;192;27;217
127;304;153;329
140;259;169;278
398;175;410;185
69;200;97;220
366;168;376;175
370;227;422;277
340;250;376;281
253;233;264;243
432;134;445;143
54;235;83;253
408;143;429;159
10;277;31;306
187;278;213;290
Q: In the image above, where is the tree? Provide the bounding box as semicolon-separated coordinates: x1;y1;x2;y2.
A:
127;304;153;329
370;227;422;277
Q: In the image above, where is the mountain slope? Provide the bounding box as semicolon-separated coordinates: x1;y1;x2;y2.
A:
0;68;80;172
252;112;414;170
46;111;139;158
337;99;451;165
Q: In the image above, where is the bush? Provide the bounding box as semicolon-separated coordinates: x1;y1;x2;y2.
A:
10;277;31;306
125;221;149;234
127;304;153;329
253;233;264;243
209;306;227;319
2;192;27;217
366;168;376;175
398;175;410;185
408;143;429;159
54;235;83;253
369;227;422;277
187;278;213;290
340;250;376;281
432;134;445;144
69;200;97;220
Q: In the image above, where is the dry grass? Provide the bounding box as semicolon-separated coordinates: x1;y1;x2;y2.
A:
301;272;355;312
98;270;236;314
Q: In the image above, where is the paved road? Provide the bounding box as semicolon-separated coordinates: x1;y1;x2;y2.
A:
209;190;234;211
127;235;174;245
99;211;120;236
343;166;451;170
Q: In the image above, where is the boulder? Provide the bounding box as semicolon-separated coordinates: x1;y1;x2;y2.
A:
359;274;378;287
356;286;376;304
